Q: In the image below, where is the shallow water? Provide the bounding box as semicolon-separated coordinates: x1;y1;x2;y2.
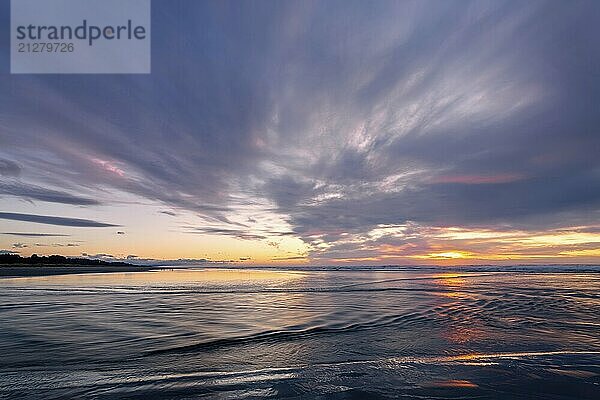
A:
1;267;599;399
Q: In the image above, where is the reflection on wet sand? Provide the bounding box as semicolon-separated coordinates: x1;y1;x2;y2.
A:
1;268;599;399
430;272;488;346
1;268;305;287
425;379;479;388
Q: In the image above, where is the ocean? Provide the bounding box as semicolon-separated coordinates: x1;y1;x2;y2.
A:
1;266;599;399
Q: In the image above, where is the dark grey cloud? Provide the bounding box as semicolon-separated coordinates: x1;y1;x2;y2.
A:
12;243;28;249
82;253;115;259
187;225;296;240
51;243;81;247
0;182;100;205
188;227;267;240
0;212;118;227
0;159;21;177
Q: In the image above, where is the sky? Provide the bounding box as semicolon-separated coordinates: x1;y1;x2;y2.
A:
0;0;599;266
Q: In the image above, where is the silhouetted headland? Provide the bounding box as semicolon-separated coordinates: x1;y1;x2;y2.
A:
0;254;152;277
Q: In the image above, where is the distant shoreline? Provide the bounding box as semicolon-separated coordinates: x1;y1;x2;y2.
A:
0;264;155;278
0;254;156;278
2;261;600;278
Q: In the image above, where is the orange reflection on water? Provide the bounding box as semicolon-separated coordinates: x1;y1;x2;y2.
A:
425;379;479;388
430;272;487;345
433;273;468;286
444;325;486;344
432;273;469;298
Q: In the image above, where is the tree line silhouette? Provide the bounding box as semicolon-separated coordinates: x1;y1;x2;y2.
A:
0;254;131;266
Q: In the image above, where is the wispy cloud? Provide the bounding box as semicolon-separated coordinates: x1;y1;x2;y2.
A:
2;232;71;237
187;227;267;241
0;182;100;205
0;212;118;227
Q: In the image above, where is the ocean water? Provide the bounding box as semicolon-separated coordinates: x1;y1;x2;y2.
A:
1;267;599;399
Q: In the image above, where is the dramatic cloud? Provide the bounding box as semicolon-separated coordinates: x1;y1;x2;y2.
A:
0;1;598;263
0;212;118;227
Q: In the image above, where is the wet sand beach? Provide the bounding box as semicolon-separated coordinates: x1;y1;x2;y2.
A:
1;266;598;399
